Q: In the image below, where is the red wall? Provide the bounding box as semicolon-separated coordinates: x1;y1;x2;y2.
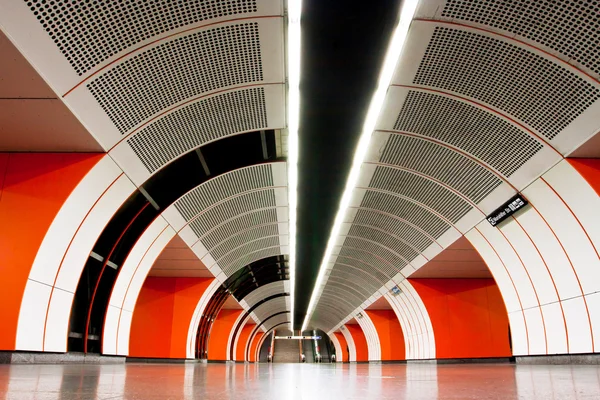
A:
236;323;255;361
366;309;405;360
207;309;243;360
129;276;213;358
0;153;102;350
410;278;511;359
345;324;368;361
333;332;349;362
568;158;600;196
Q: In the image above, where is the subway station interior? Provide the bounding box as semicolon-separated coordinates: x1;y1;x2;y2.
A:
1;0;600;398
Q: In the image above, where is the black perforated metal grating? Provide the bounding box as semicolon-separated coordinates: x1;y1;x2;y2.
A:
353;209;433;252
200;208;278;249
414;27;600;140
25;0;258;75
442;0;600;75
380;134;502;203
175;164;273;221
189;190;276;239
393;91;543;177
368;166;473;223
130;88;268;173
361;190;450;239
88;23;263;134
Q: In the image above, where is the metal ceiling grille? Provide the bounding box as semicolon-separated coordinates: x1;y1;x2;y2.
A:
188;190;276;238
210;224;280;260
393;90;543;176
340;239;405;276
347;224;419;261
25;0;258;75
253;297;288;321
175;165;273;221
369;166;472;223
217;236;281;269
361;190;450;239
380;134;502;203
128;88;268;172
353;209;433;252
442;0;600;74
223;246;283;276
414;27;600;140
200;208;279;250
333;256;390;286
88;22;264;133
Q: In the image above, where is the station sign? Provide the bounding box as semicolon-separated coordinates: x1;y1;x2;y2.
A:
486;194;528;227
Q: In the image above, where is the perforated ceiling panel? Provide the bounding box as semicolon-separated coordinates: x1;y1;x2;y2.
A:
129;88;269;172
175;164;274;221
368;166;472;223
393;90;543;176
252;297;288;322
24;0;259;75
414;27;600;140
441;0;600;75
379;134;502;203
88;22;264;134
200;209;279;250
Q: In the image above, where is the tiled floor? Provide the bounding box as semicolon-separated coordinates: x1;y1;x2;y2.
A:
1;362;600;399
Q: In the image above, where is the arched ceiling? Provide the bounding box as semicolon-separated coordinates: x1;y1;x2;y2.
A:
2;0;600;336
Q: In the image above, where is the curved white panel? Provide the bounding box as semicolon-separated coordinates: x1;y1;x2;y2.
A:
186;279;221;359
329;333;343;363
355;312;380;361
340;327;356;363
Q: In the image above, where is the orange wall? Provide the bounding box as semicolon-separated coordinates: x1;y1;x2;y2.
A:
366;309;405;360
248;332;264;362
333;332;349;362
568;158;600;196
236;322;255;361
207;308;243;360
0;153;102;350
410;278;511;359
345;324;368;362
129;276;213;358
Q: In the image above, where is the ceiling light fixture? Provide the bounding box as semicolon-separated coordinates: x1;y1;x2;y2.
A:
301;0;419;333
287;0;302;332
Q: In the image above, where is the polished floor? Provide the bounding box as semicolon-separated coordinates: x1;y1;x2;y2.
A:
1;362;600;399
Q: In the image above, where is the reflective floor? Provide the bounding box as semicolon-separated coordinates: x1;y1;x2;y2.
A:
2;362;600;399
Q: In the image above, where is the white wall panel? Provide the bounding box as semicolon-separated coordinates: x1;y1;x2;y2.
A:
540;302;567;354
476;222;539;309
585;292;600;352
43;288;74;352
524;180;600;295
15;280;52;351
562;296;594;354
340;327;356;362
523;308;546;355
499;217;558;305
103;305;120;355
466;229;521;313
329;333;343;362
356;312;380;361
186;279;220;358
543;160;600;251
116;310;132;355
507;310;528;356
513;206;583;300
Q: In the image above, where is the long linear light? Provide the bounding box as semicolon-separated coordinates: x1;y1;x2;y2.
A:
301;0;419;333
287;0;302;332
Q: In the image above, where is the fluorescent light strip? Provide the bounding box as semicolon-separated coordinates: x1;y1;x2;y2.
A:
287;0;302;331
301;0;419;332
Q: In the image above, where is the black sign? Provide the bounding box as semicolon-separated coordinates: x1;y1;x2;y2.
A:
486;194;528;227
